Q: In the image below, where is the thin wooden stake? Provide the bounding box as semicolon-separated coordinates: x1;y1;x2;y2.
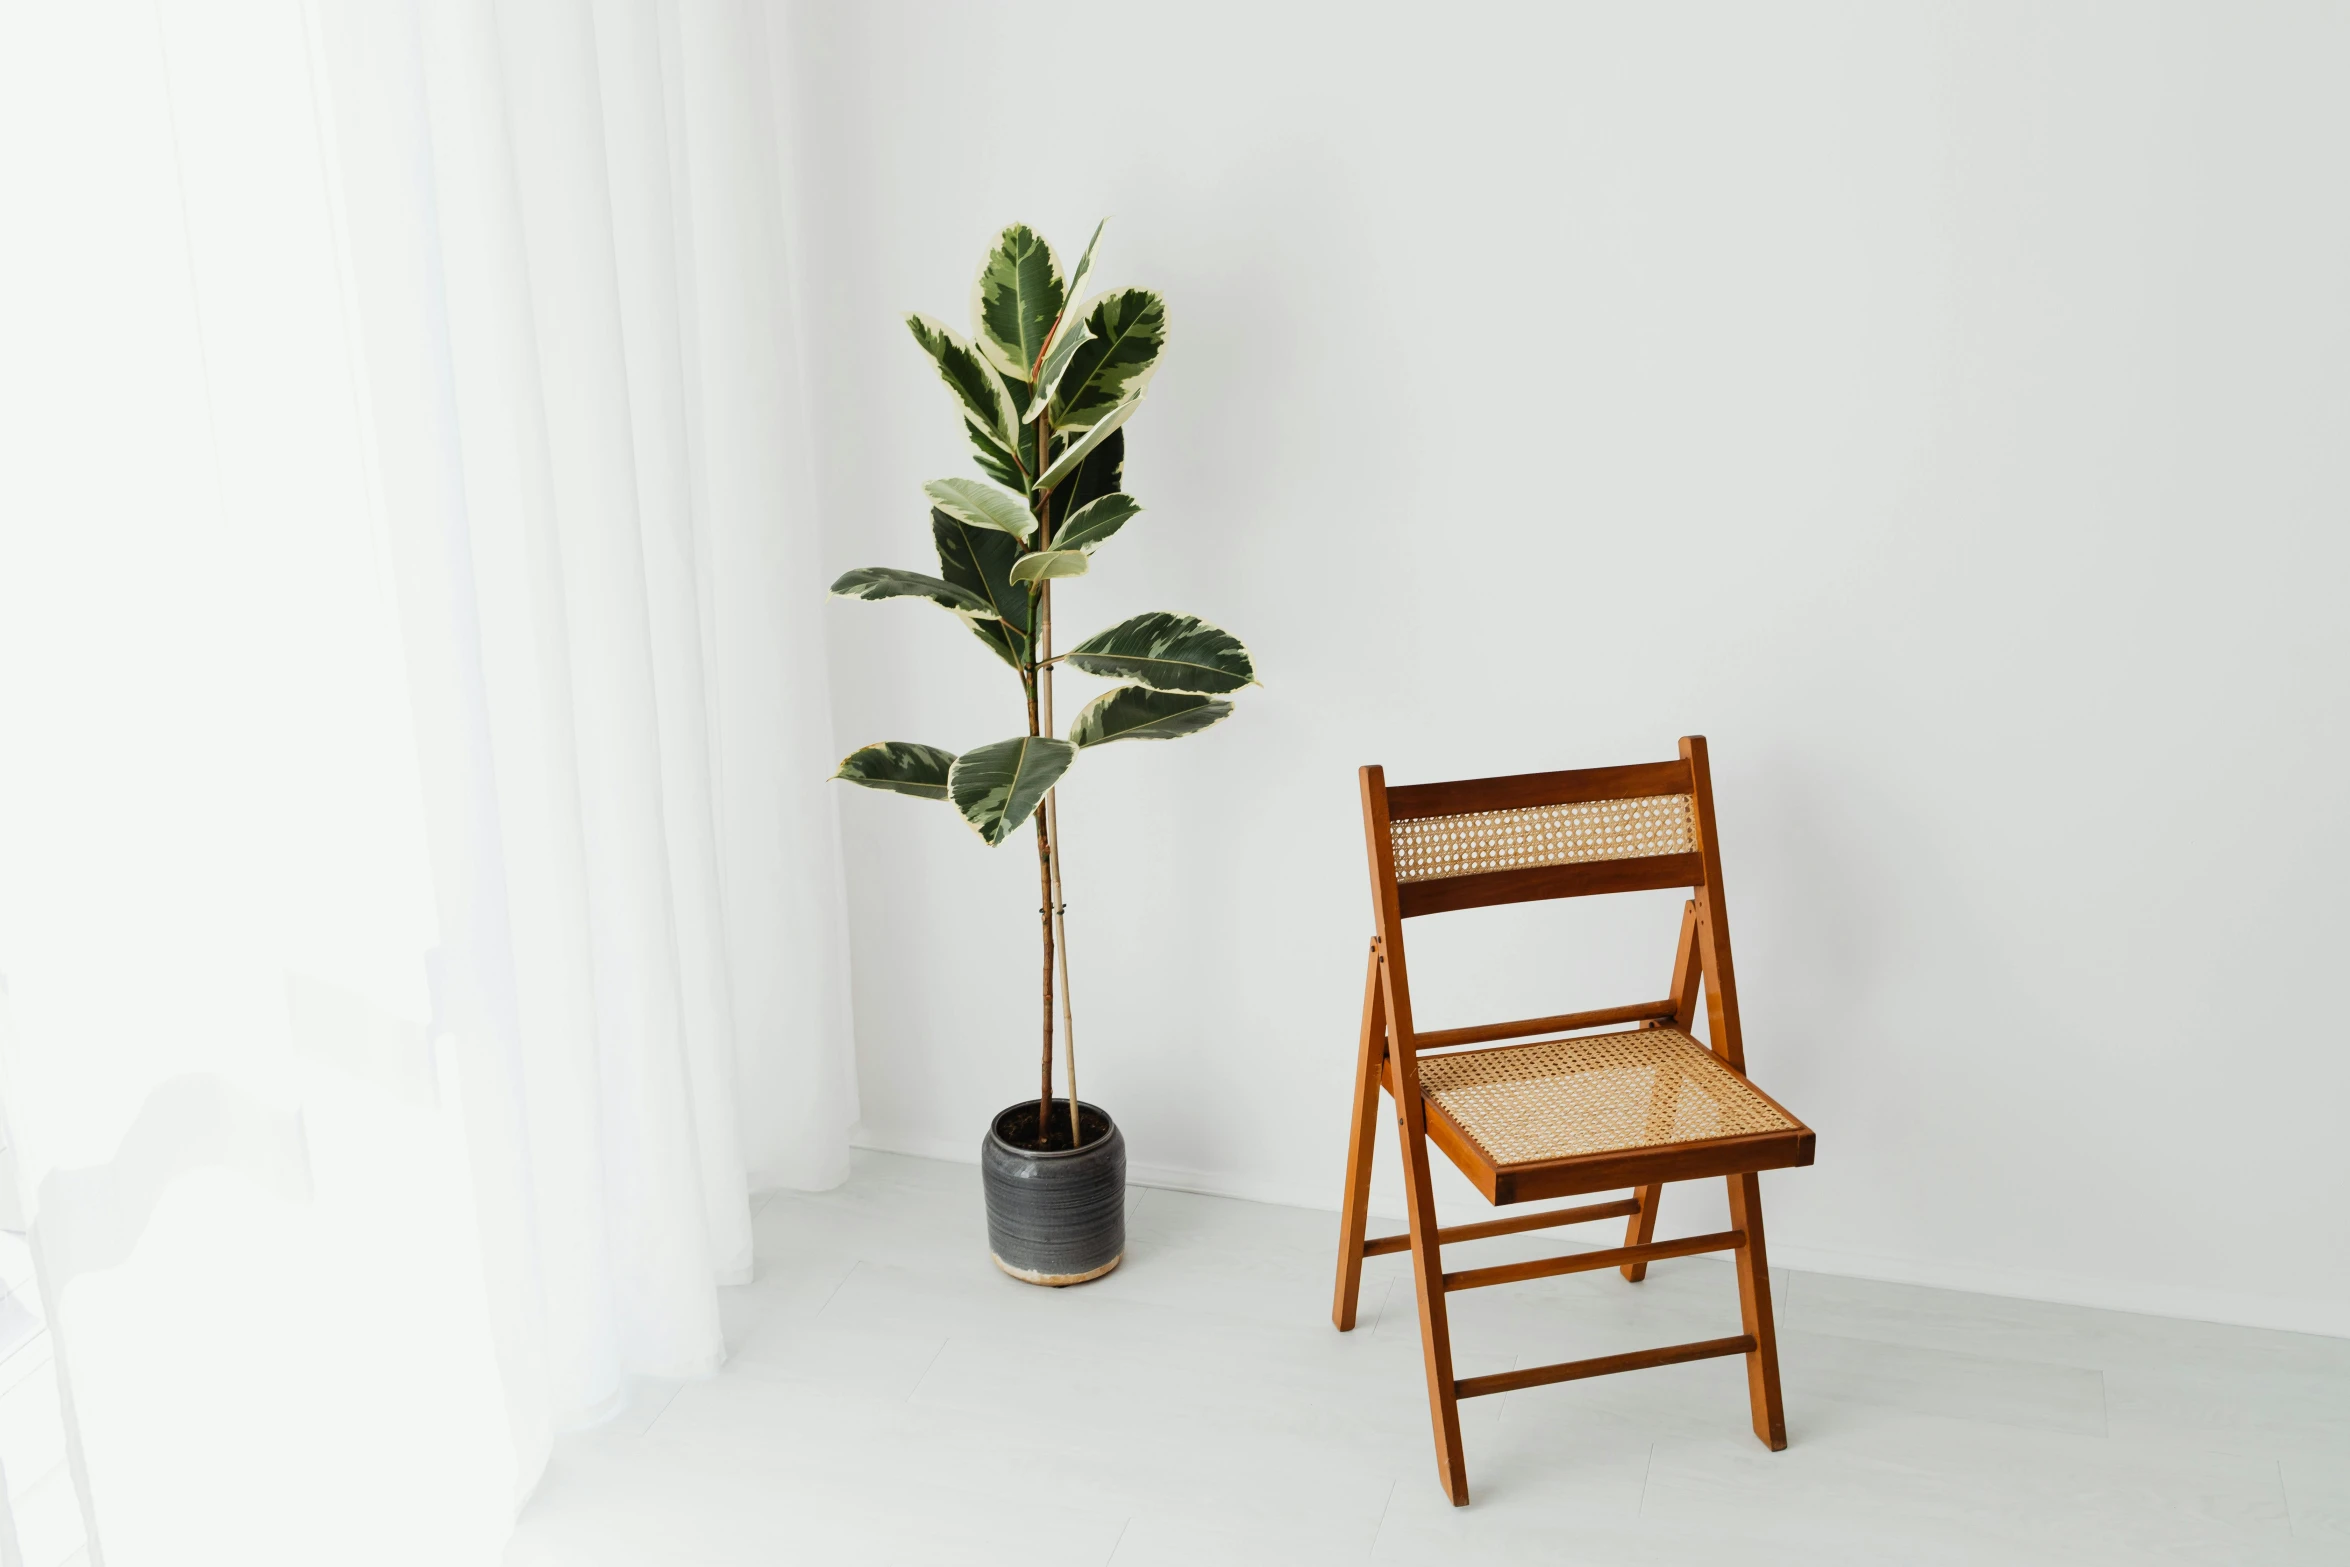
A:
1038;580;1079;1148
1048;790;1078;1146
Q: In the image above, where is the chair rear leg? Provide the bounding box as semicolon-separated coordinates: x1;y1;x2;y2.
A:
1629;903;1700;1284
1392;1057;1470;1505
1724;1171;1787;1449
1620;1182;1664;1282
1332;942;1386;1331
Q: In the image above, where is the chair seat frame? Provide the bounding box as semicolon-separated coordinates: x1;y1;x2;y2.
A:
1330;736;1814;1506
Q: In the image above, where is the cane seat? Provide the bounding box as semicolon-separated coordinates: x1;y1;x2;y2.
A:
1418;1026;1798;1169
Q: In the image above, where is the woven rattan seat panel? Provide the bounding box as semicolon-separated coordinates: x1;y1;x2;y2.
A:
1389;795;1696;883
1418;1027;1793;1168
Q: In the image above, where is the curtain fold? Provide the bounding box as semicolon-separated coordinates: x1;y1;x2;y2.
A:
661;1;858;1197
349;0;859;1412
0;0;854;1558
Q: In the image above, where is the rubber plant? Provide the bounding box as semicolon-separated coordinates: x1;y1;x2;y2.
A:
829;220;1255;1148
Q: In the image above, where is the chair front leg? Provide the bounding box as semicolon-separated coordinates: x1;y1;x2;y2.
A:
1725;1170;1788;1449
1391;1049;1470;1505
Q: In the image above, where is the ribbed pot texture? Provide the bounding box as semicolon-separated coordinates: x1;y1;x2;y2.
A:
980;1102;1125;1286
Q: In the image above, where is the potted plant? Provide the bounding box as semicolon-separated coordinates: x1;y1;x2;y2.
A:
828;220;1255;1286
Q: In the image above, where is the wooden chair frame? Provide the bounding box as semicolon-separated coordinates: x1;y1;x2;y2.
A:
1331;736;1814;1505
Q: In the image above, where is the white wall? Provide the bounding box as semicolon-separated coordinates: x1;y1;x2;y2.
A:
771;1;2349;1335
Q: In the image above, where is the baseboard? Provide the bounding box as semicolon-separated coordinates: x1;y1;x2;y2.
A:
852;1127;986;1169
1762;1239;2350;1340
849;1126;1345;1213
847;1130;2348;1340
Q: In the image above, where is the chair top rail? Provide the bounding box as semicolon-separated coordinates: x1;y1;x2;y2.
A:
1411;999;1677;1052
1383;758;1691;822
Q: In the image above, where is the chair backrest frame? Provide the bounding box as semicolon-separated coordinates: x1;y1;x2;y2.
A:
1360;735;1750;1072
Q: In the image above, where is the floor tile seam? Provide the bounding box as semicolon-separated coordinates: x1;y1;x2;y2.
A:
633;1433;1411;1536
631;1404;1222;1477
897;1379;1513;1448
1775;1330;2156;1379
1793;1386;2109;1440
807;1258;860;1320
1362;1476;1399;1562
2277;1455;2306;1540
1781;1322;2124;1382
905;1335;951;1402
0;1331;54;1400
1107;1508;1400;1563
714;1349;948;1398
1766;1303;2307;1376
1094;1290;1399;1341
855;1296;1388;1355
1647;1432;2307;1521
1623;1479;2277;1559
873;1338;1446;1405
618;1424;1174;1524
634;1378;688;1437
1739;1402;2232;1460
835;1295;1383;1360
2097;1416;2350;1467
892;1327;1472;1401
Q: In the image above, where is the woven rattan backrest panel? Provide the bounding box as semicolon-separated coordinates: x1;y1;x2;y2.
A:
1389;794;1697;883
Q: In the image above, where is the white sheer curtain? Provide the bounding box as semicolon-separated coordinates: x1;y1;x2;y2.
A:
0;1;851;1561
326;0;859;1404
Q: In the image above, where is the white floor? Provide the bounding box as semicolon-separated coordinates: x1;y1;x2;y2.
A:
506;1151;2348;1565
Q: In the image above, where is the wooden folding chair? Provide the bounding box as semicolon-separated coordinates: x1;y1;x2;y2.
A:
1330;736;1814;1505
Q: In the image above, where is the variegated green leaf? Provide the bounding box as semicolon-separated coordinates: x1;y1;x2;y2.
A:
1051;493;1139;553
1007;550;1090;585
1053;289;1167;432
989;364;1041;489
834;741;956;800
971;223;1063;379
923;477;1036;541
948;735;1077;845
905;314;1018;448
1022;221;1108;420
1068;686;1233;747
1036;398;1138;493
1059;219;1107;330
1021;314;1095;423
967;425;1030;492
933;509;1031;669
1064;612;1256;694
1058;426;1125;518
829;566;1002;623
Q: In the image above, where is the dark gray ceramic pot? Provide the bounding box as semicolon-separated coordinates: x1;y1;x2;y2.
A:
980;1101;1125;1286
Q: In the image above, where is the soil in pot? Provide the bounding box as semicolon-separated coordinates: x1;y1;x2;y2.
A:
992;1100;1115;1152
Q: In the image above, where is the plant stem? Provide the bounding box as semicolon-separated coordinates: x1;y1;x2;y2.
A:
1024;338;1083;1150
1027;381;1057;1148
1025;614;1053;1146
1032;766;1055;1147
